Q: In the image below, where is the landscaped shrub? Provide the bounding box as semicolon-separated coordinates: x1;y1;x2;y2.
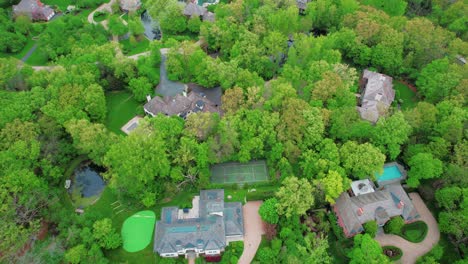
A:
246;190;275;201
328;212;346;241
401;221;428;243
364;220;378;238
382;246;403;260
384;216;405;234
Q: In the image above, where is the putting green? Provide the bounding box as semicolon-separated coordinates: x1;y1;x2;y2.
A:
122;210;156;252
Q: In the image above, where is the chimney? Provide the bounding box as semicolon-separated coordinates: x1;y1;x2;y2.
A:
397;200;404;209
146;95;151;102
357;207;364;216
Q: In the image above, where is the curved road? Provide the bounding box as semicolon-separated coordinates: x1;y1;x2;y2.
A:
375;193;440;264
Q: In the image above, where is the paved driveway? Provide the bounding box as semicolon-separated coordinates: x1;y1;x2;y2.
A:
238;201;265;264
376;193;440;264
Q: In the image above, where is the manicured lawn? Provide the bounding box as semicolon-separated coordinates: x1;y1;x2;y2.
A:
94;11;109;23
105;91;142;135
394;81;418;109
400;221;428;243
0;38;37;60
25;49;49;66
42;0;73;10
120;38;150;56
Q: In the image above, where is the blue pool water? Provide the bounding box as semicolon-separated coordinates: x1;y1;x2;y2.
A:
376;165;402;182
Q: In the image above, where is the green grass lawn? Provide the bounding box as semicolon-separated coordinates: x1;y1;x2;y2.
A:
120;38;150;56
394;81;418;109
42;0;72;10
105;91;142;135
94;11;109;23
25;49;49;66
0;38;37;60
399;221;428;243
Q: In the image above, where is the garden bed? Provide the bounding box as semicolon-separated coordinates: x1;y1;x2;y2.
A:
382;245;403;261
400;221;428;243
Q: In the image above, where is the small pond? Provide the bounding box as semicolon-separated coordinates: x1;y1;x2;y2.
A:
68;162;106;208
140;10;161;40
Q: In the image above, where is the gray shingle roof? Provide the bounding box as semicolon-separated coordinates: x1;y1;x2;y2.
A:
13;0;55;21
357;69;395;123
143;91;221;118
154;190;244;255
334;182;420;237
119;0;141;11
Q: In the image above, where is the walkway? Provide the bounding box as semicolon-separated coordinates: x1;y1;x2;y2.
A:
375;193;440;264
21;43;38;62
87;0;116;25
238;201;265;264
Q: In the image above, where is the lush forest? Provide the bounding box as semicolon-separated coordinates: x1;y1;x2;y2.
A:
0;0;466;263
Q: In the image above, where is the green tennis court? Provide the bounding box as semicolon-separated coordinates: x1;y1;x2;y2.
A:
121;210;156;252
210;160;269;184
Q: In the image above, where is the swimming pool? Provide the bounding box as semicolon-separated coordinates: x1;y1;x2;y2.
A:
376;164;403;182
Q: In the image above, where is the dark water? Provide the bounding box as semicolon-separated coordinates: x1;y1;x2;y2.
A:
140;10;161;40
71;164;106;198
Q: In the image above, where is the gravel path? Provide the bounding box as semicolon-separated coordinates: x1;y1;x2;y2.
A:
375;193;440;264
238;201;265;264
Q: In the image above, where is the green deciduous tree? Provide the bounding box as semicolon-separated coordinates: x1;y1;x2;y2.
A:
384;216;404;234
259;198;280;224
416;58;462;103
407;153;443;188
128;76;153;102
372;112;412;160
348;234;390;264
187;15;202;33
64;119;117;165
319;170;350;204
276;177;315;218
364;220;378;238
104;129;170;206
340;141;385;180
92;218;122;250
435;187;463;210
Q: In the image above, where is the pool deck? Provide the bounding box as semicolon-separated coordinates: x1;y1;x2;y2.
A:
376;162;407;186
121;116;142;134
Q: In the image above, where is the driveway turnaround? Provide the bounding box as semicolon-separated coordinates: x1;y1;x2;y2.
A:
375;193;440;264
238;201;265;264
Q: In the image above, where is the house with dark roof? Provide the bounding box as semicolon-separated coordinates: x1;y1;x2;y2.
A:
154;190;244;259
357;69;395;123
13;0;55;21
143;91;221;119
333;179;420;237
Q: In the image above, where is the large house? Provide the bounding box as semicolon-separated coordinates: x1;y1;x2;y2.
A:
154;190;244;259
357;69;395;123
13;0;55;21
143;91;221;119
119;0;141;12
333;179;420;237
183;2;215;22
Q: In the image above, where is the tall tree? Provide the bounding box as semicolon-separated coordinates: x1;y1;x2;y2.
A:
348;234;390;264
276;176;315;218
407;153;443;187
340;141;385;180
